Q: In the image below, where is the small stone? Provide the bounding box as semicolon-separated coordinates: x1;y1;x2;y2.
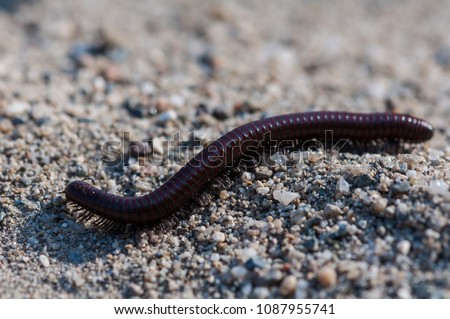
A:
295;280;309;298
303;237;319;252
336;177;350;194
428;149;442;162
157;110;177;123
271;152;288;165
210;253;220;262
211;231;226;242
212;105;231;120
230;266;247;280
397;287;412;299
324;204;342;217
72;274;85;288
429;179;449;195
265;269;283;285
273;190;299;205
395;202;409;215
317;267;337;288
169;95;184;108
372;198;388;214
127;283;144;296
290;209;304;225
397;240;411;255
5;101;30;117
279;275;297;296
391;181;410;195
0;211;6;223
440;203;450;214
252;287;270;298
254;166;273;180
0;118;13;134
256;187;270;195
219;190;230;200
245;256;268;270
353;174;373;188
28;237;39;245
241;282;253;297
241;171;254;182
38;255;50;268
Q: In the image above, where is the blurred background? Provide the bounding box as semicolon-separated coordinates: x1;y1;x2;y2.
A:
0;0;448;150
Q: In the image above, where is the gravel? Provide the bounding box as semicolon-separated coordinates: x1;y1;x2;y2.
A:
0;0;449;299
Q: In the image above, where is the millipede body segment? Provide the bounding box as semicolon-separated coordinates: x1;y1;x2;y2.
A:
65;111;434;227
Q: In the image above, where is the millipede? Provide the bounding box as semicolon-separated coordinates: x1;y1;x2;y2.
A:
64;111;434;230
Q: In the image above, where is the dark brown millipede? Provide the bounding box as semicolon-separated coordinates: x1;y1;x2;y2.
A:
64;111;434;229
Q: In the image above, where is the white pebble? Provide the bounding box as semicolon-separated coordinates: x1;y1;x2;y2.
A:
38;255;50;268
210;253;220;262
241;172;254;182
273;190;299;205
336;177;350;194
256;187;270;195
429;179;449;195
5;101;30;116
396;240;411;255
211;231;226;242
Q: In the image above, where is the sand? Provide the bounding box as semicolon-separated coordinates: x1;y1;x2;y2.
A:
0;0;449;298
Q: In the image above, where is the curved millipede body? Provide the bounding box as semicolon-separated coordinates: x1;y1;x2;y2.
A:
65;111;434;227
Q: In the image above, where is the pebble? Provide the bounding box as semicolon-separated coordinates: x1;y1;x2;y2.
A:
212;105;231;120
265;269;283;284
210;253;220;262
252;287;270;298
317;267;337;288
211;231;226;242
256;187;270;195
219;190;230;200
392;181;410;195
157;110;177;123
290;209;304;225
440;203;450;214
0;118;13;134
5;101;30;116
336;177;350;194
397;240;411;255
254;166;273;180
273;189;299;205
245;256;268;270
295;280;309;299
429;179;449;196
324;204;342;217
279;275;297;296
230;266;247;280
395;202;409;215
127;283;144;296
38;255;50;268
372;198;388;214
241;172;254;182
0;211;6;223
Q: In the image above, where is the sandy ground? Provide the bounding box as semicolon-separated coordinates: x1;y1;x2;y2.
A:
0;0;449;298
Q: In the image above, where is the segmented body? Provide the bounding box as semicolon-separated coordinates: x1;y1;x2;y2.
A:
65;111;434;227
